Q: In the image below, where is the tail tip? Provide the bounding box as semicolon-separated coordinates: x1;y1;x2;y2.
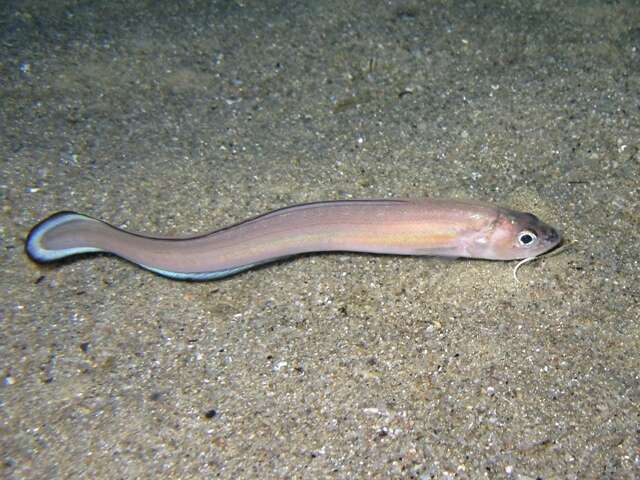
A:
26;211;92;263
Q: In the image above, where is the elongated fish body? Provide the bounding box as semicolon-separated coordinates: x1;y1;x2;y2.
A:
26;199;561;280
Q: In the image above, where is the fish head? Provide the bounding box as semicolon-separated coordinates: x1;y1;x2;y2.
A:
481;208;561;260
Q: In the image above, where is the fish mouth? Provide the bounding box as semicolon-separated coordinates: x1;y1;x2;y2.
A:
540;226;562;253
544;227;560;244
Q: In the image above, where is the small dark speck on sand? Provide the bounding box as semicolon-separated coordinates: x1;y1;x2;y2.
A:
204;409;217;419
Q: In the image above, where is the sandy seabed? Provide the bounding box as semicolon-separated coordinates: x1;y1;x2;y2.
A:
1;1;639;478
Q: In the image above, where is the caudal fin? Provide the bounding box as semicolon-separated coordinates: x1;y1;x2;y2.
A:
26;211;103;263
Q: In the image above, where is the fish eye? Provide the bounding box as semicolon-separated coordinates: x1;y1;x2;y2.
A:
517;230;537;247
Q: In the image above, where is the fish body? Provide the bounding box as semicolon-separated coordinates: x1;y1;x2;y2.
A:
26;199;561;280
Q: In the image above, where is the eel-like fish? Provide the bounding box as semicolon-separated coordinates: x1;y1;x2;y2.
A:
26;199;561;280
